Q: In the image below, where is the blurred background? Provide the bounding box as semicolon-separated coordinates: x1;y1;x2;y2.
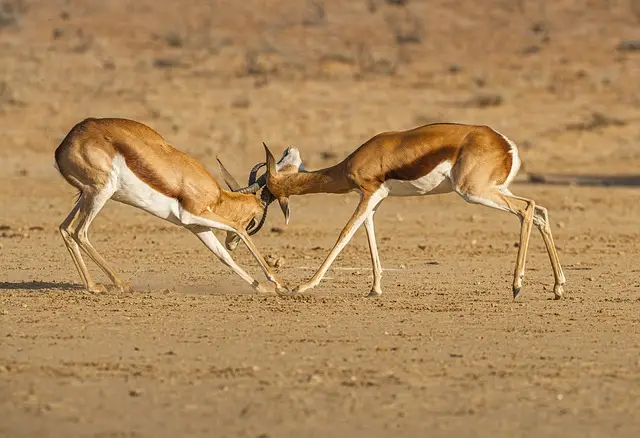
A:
1;0;639;182
2;3;640;437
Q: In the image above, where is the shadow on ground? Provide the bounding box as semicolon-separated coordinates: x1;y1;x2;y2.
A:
519;174;640;187
0;281;83;291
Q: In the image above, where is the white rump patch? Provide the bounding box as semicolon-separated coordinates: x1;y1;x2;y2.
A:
110;154;183;225
492;129;521;188
383;161;453;197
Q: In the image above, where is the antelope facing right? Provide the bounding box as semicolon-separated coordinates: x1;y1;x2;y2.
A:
233;123;566;299
54;118;302;294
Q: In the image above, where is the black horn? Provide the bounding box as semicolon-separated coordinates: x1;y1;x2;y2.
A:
247;189;276;235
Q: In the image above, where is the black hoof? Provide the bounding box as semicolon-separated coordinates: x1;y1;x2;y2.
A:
513;286;521;299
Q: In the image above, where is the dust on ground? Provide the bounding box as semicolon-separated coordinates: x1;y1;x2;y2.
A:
1;1;640;437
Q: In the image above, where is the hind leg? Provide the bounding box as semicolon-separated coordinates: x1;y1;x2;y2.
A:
456;188;535;298
72;189;132;293
533;205;566;299
60;199;106;292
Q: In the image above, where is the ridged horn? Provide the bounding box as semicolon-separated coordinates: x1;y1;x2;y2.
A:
216;157;241;191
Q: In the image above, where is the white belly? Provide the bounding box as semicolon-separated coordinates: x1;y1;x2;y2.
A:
383;161;453;197
110;155;183;225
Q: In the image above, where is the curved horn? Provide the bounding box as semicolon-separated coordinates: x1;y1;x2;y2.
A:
247;189;276;235
248;162;266;185
234;182;261;194
232;166;268;194
216;157;241;191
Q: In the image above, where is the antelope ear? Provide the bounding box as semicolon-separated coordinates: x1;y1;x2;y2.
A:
216;157;241;191
278;197;290;225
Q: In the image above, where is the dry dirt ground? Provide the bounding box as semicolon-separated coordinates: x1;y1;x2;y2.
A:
2;1;640;437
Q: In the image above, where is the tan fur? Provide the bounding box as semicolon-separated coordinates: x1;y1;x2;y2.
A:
266;122;565;300
55;118;282;294
268;123;513;197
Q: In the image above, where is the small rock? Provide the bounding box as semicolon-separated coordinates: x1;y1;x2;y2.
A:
308;374;322;384
165;350;176;356
425;261;440;265
396;213;404;222
270;227;284;234
417;244;427;250
128;389;143;397
28;226;44;231
0;225;9;231
588;277;595;282
556;393;564;401
557;221;566;229
471;239;477;245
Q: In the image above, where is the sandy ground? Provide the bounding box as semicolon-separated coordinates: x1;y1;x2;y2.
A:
2;1;640;437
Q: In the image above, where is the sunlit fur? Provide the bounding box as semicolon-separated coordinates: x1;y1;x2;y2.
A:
264;123;566;300
54;118;291;294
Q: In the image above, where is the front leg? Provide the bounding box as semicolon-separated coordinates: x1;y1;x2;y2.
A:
192;229;275;294
181;207;287;294
294;189;387;294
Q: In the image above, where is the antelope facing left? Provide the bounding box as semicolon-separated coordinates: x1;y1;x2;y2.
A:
227;123;566;300
54;118;300;294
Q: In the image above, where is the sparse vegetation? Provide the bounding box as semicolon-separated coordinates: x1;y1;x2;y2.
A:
164;31;184;48
565;112;627;132
617;40;640;52
302;0;326;26
463;93;504;108
386;9;423;45
0;0;27;28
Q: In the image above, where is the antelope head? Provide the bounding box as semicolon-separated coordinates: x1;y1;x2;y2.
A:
217;145;304;250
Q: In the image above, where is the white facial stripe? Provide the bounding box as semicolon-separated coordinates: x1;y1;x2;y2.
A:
276;147;304;171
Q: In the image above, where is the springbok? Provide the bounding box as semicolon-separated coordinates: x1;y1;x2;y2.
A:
54;117;301;294
234;123;566;299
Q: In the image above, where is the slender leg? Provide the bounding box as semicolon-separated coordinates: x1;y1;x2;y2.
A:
457;189;535;298
72;189;132;293
179;207;287;293
192;228;274;294
533;205;566;299
294;188;388;294
59;198;104;292
503;194;535;297
364;213;383;297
